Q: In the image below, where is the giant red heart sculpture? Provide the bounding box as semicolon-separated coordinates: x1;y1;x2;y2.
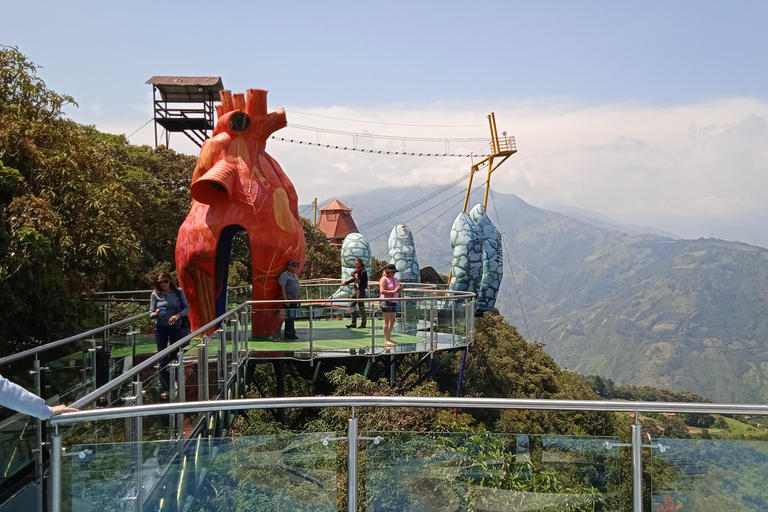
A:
176;89;305;336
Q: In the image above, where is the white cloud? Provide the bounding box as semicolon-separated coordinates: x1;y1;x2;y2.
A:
85;96;768;246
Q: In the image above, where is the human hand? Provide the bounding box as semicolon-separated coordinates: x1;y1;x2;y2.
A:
155;309;160;316
50;404;79;417
169;314;180;325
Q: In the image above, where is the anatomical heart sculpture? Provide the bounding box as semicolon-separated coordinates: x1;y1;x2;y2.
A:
176;89;305;336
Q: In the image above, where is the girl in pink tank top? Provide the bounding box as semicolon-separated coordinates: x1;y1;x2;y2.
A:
379;264;403;347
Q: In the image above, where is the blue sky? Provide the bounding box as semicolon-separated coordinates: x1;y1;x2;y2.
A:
6;1;767;111
3;1;768;245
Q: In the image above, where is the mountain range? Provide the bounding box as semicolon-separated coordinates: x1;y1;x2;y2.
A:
306;186;768;403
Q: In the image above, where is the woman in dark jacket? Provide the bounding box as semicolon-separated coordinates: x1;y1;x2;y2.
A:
149;271;190;398
344;259;368;329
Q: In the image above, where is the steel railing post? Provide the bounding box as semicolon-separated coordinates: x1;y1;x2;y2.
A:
470;299;476;340
347;417;358;512
102;303;108;346
177;355;185;436
51;434;62;512
429;299;435;349
202;337;209;401
451;299;456;344
232;317;239;364
91;335;97;383
134;380;143;510
169;356;177;436
309;304;314;365
465;301;470;340
33;357;43;495
219;328;227;392
231;316;240;398
631;423;643;512
370;302;376;358
400;299;406;334
130;323;136;368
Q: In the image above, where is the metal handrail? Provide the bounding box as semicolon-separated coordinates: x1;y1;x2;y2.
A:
68;303;249;410
68;290;475;409
52;394;768;425
250;289;474;304
85;285;253;296
0;311;151;366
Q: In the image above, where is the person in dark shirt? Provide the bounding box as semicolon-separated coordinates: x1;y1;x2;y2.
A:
344;259;369;329
279;260;301;339
149;271;190;397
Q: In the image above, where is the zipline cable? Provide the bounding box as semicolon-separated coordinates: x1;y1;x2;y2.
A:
354;172;471;230
371;179;487;260
287;124;488;142
127;118;154;139
280;109;488;128
270;136;491;158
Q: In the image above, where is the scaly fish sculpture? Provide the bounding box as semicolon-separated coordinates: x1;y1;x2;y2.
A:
469;204;503;312
448;211;482;297
388;224;420;282
331;233;372;299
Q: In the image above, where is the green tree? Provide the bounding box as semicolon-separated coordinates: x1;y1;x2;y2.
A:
302;217;340;278
0;46;198;352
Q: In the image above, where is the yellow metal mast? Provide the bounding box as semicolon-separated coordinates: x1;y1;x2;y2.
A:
462;112;517;212
450;113;517;284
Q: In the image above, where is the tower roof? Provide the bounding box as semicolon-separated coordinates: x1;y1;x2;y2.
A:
146;76;224;102
317;198;358;241
320;199;351;212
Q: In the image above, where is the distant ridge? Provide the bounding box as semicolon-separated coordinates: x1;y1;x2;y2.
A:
547;204;680;239
302;185;768;403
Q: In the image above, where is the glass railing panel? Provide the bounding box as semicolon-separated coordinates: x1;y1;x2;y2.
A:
242;299;472;360
650;437;768;512
366;432;620;511
66;432;340;512
0;410;39;489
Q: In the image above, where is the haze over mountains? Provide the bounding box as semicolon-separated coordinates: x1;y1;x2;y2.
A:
308;186;768;404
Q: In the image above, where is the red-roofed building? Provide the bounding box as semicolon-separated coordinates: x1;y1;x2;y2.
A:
317;199;358;246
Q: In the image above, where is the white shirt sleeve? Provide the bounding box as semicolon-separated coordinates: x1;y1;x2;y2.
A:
0;375;52;420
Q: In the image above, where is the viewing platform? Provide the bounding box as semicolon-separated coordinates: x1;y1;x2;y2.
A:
2;282;767;512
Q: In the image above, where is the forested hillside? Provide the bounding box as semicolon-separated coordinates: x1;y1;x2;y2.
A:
332;187;768;403
0;46;197;352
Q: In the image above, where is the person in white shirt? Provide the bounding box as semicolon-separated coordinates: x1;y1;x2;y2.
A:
0;375;78;420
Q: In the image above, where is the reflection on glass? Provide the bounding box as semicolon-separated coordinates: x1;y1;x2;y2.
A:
651;438;768;512
68;433;339;512
366;432;620;512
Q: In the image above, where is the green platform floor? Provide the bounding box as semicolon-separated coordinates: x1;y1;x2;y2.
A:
106;320;430;358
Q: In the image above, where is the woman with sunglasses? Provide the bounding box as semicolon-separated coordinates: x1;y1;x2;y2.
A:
379;263;403;347
149;271;190;399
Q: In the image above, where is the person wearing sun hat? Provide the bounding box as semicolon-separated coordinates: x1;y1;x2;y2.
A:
379;263;403;346
279;260;301;339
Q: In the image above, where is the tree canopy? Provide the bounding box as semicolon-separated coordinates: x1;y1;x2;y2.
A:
0;46;196;352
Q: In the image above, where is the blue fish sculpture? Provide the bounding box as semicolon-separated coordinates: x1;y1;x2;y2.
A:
332;233;372;299
469;204;503;312
448;212;482;296
388;225;420;282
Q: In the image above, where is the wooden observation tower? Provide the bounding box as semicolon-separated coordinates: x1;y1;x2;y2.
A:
146;76;225;148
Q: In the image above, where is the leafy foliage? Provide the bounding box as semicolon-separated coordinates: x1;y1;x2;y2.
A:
0;46;196;353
